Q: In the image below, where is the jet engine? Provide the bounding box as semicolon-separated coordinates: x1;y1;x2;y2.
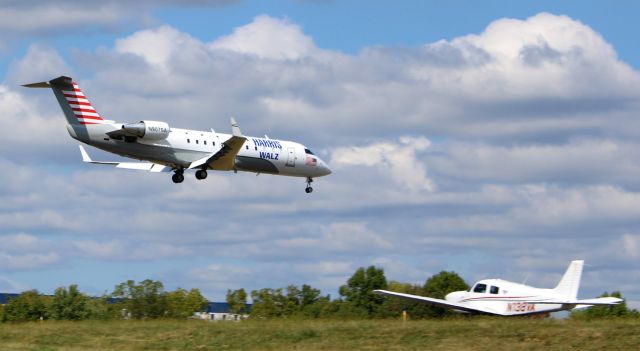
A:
120;120;170;140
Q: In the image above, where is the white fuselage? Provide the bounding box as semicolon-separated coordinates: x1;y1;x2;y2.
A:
68;122;332;178
445;279;568;316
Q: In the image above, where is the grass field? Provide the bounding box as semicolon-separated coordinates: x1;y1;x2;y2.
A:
0;318;639;350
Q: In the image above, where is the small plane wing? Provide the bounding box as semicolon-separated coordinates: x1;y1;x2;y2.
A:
373;290;496;315
79;145;169;172
189;117;247;171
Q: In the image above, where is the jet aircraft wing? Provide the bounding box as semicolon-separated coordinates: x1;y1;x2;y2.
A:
373;290;498;315
79;145;169;172
188;117;247;171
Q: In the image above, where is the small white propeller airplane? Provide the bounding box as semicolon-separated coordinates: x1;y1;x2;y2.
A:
24;76;331;193
375;260;623;316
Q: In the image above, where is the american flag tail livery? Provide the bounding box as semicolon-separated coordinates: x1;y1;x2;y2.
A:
23;76;111;126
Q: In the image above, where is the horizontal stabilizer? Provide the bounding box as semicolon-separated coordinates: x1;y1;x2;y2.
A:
574;297;624;305
22;81;50;88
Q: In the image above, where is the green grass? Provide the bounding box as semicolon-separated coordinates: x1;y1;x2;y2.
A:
0;318;638;350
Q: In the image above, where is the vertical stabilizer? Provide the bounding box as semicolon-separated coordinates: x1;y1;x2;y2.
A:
24;76;109;126
553;260;584;299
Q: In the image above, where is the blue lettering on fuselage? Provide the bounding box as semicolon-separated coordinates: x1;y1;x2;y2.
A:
259;151;279;160
252;138;282;149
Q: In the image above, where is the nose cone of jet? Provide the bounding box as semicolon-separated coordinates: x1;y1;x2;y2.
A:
317;158;332;177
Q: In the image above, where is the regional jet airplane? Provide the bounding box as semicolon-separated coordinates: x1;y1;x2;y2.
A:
375;260;623;316
24;76;331;192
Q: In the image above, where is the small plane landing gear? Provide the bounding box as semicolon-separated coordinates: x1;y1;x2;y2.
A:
305;177;313;193
195;169;208;180
172;168;184;183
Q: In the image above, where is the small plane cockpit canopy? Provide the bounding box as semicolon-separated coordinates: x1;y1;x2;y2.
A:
472;283;487;293
305;148;315;155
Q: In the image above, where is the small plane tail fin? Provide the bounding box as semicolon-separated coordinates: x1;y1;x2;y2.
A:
553;260;583;300
23;76;109;126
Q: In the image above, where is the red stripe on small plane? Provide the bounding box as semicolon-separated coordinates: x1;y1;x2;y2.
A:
79;121;102;125
461;296;537;302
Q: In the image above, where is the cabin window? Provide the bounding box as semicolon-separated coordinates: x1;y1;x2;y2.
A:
255;147;258;151
473;283;487;293
204;141;207;145
490;286;499;294
213;142;216;146
246;145;249;150
196;140;199;144
187;139;190;143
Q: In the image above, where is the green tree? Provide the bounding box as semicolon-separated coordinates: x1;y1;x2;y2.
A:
49;284;90;320
379;281;435;319
284;285;302;316
226;288;248;314
422;271;470;318
112;279;167;319
250;288;286;318
339;266;388;317
300;284;322;309
86;296;115;320
184;288;208;316
165;288;206;318
3;290;49;322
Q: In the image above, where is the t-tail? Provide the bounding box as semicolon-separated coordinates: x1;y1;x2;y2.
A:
553;260;583;300
23;76;111;126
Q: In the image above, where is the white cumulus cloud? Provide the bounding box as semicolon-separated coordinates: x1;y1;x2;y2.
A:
331;136;434;191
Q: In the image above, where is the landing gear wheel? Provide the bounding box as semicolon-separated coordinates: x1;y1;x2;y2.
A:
195;169;208;180
172;173;184;183
305;177;314;194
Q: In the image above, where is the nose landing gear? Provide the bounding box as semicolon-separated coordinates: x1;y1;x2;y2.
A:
305;177;313;193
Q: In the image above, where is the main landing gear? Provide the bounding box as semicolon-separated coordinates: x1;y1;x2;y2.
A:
172;168;184;184
305;177;313;193
195;169;208;180
172;168;208;183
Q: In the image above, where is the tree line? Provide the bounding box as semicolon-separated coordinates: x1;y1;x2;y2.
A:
0;280;207;322
1;267;637;322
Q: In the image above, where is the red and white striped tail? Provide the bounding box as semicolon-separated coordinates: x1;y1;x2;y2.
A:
62;82;106;125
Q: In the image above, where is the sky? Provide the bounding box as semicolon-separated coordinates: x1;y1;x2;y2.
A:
1;0;639;310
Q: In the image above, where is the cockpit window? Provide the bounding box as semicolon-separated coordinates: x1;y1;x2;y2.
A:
490;286;499;294
304;148;315;155
473;283;487;293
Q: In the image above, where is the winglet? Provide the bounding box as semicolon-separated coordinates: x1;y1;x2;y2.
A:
230;117;242;137
79;145;92;162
